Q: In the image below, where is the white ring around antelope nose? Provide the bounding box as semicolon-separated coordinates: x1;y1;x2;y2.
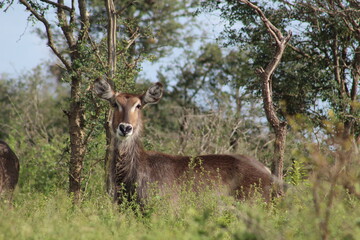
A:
117;123;133;137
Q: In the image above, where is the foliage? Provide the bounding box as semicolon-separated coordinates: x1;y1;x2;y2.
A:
1;0;360;238
1;145;360;240
158;43;255;111
0;68;69;194
154;42;267;157
1;62;360;240
89;0;198;62
0;68;68;141
2;0;202;201
201;0;360;138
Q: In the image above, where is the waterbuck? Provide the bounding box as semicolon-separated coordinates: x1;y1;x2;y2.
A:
94;78;276;204
0;140;20;202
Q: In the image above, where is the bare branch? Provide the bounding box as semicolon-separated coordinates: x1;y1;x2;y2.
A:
57;0;76;48
288;43;314;59
70;0;76;27
77;0;90;43
87;34;106;70
116;1;135;16
238;0;292;182
39;0;71;12
282;0;360;40
105;0;117;84
3;0;14;12
124;32;140;52
117;27;141;55
351;46;360;102
331;33;350;99
238;0;285;44
19;0;72;71
238;0;291;75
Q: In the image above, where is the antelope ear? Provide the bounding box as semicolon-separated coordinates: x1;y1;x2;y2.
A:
141;82;164;106
93;77;116;104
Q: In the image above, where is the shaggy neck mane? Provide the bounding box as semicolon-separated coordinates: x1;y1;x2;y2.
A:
112;124;145;195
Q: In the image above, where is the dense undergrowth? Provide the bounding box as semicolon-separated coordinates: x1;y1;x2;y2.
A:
1;73;360;240
1;125;360;240
1;176;360;240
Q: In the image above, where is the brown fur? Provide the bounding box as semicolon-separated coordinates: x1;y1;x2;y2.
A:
0;140;20;202
94;79;275;204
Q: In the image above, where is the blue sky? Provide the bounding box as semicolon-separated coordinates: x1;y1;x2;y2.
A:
0;4;50;77
0;4;223;82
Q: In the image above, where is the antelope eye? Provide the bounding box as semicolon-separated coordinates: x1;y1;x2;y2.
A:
136;104;142;109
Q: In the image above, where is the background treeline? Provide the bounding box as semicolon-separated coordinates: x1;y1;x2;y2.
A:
0;0;359;239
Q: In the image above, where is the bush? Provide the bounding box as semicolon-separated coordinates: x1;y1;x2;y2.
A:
1;66;360;240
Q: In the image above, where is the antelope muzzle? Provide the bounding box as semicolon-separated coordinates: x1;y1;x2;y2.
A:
118;123;133;137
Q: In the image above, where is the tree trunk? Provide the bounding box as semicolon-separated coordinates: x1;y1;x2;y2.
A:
238;0;292;188
272;122;287;180
68;75;86;204
229;87;242;151
346;46;360;142
261;67;288;184
179;109;189;154
19;0;90;204
104;110;115;196
104;0;117;196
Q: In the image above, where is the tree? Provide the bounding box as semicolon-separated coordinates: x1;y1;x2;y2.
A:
237;0;291;183
13;0;95;203
0;68;68;143
202;0;360;180
157;42;266;153
202;0;359;142
1;0;197;203
93;0;198;196
280;0;360;142
89;0;197;61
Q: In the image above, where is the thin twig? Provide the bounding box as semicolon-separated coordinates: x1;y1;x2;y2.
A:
39;0;72;12
19;0;72;71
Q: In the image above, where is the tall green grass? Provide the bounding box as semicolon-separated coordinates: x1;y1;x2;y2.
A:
2;171;360;240
1;77;359;239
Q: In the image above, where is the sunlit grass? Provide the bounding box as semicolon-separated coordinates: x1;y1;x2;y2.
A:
1;177;360;240
1;98;359;240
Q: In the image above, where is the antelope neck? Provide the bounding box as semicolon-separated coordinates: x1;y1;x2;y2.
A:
113;125;146;180
116;134;145;161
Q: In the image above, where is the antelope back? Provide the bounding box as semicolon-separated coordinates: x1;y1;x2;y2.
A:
0;140;20;198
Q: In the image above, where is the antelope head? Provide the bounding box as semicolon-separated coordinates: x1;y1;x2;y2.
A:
94;78;164;138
